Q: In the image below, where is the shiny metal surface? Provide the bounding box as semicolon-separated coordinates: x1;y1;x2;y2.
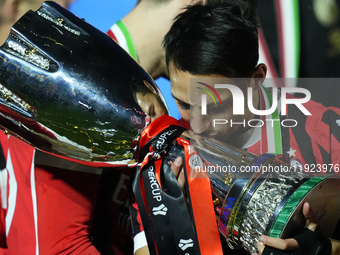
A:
187;135;340;254
234;173;304;254
274;178;340;239
0;1;168;166
182;134;257;203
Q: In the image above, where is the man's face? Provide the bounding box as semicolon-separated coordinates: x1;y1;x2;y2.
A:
169;62;258;141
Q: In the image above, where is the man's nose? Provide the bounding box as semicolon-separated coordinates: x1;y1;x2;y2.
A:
190;108;211;134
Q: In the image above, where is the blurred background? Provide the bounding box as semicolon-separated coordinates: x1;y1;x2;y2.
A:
70;0;136;32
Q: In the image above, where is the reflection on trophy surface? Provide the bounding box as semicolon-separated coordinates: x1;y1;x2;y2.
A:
0;2;339;255
0;1;168;167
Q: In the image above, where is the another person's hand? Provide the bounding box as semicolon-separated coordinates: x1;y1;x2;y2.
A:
252;202;333;255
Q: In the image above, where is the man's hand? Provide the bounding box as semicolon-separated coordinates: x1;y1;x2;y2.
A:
169;156;185;190
252;202;330;255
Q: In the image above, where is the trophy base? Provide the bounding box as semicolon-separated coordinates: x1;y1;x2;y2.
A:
227;176;340;254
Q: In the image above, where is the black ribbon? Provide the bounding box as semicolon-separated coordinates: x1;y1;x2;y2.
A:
138;125;186;162
132;125;202;255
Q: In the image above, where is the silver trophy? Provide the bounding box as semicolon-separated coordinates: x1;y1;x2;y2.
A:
188;136;340;254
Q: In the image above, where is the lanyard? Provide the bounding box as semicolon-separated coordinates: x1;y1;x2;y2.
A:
259;0;300;82
108;20;138;61
133;115;223;255
260;86;283;154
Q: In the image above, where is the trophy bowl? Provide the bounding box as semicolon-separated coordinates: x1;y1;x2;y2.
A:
0;2;339;254
0;1;168;167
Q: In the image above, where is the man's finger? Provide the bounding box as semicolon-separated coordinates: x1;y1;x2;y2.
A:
256;241;265;255
302;202;318;231
169;156;182;178
169;156;185;189
259;235;299;251
177;169;185;190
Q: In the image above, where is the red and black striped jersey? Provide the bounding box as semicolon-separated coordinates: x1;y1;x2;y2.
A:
247;93;340;167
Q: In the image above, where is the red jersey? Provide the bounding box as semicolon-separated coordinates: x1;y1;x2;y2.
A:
0;133;102;254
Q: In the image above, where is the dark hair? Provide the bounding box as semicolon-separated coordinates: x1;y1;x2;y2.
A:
209;0;259;23
163;1;259;77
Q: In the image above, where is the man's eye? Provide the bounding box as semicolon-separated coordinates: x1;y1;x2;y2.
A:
207;102;230;114
177;101;190;110
207;104;222;113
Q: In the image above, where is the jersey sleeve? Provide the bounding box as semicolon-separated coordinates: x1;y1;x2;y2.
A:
129;201;147;253
0;136;8;249
287;96;340;170
106;28;118;43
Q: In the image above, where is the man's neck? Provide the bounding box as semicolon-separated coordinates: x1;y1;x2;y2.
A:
121;1;186;80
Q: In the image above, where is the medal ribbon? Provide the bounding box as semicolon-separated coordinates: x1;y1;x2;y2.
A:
133;115;223;255
178;138;223;255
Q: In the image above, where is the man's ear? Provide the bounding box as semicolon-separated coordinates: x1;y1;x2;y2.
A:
143;80;158;95
251;63;267;90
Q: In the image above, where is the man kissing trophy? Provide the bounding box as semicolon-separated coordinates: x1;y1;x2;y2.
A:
0;2;339;255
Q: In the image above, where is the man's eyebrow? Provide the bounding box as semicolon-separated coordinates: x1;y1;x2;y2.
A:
171;93;189;105
171;92;231;108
